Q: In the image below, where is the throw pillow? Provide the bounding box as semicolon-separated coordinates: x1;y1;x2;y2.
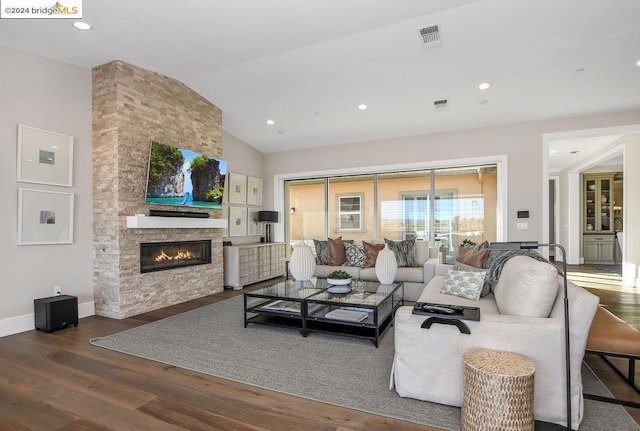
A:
314;236;342;265
456;247;490;269
344;242;365;267
328;237;347;266
384;238;416;267
441;269;486;301
493;256;558;318
362;241;385;268
313;239;329;265
453;261;491;297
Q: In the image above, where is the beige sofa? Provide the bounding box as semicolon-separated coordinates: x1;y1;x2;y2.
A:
391;255;599;429
312;239;440;301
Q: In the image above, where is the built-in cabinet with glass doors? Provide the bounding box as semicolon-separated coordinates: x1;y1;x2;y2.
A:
583;174;615;264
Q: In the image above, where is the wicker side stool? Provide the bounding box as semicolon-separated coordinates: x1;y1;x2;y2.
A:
462;348;535;431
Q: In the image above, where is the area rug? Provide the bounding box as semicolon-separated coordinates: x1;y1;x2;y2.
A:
91;296;639;431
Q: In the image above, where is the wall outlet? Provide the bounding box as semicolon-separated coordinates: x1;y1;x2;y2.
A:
54;285;62;296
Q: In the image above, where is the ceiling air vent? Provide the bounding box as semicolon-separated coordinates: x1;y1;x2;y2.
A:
418;24;442;49
434;99;448;111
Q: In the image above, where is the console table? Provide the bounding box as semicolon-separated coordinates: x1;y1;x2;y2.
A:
223;242;286;289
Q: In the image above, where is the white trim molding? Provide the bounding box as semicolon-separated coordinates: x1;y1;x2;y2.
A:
0;300;95;338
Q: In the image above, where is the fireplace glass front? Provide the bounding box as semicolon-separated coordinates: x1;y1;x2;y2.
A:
140;240;212;273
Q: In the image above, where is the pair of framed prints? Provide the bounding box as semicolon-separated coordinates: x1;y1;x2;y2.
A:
16;125;74;246
223;173;263;237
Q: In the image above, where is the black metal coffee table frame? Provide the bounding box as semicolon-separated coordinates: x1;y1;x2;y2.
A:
244;278;404;347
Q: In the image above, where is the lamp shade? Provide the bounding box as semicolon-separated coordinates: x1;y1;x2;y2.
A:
258;211;278;223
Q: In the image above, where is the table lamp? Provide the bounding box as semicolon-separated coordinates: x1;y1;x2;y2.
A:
258;210;278;243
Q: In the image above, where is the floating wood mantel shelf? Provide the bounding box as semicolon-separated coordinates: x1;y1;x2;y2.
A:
126;215;227;229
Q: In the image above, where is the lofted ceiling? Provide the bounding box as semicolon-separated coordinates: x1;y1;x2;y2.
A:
0;0;639;155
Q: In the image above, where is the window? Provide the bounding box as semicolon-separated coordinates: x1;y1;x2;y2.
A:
337;194;363;231
284;164;498;258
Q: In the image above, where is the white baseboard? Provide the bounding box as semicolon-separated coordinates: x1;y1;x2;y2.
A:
0;301;95;338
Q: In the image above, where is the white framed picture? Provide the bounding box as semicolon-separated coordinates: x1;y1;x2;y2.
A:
247;207;262;236
229;206;247;237
18;188;74;245
246;176;263;206
228;172;247;204
17;124;73;187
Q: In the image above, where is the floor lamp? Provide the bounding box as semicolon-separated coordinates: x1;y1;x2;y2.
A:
489;241;571;431
258;210;278;243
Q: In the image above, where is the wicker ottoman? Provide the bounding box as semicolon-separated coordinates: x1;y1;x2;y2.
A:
462;348;535;431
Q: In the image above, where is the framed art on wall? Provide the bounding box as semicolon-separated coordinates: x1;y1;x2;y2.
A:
229;206;247;237
228;173;247;204
247;207;262;236
246;176;263;206
18;188;74;245
17;124;74;187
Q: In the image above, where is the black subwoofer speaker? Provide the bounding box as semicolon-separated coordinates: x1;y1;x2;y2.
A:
34;295;78;333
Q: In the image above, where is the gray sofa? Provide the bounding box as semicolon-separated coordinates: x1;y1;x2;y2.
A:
390;255;600;429
312;239;441;301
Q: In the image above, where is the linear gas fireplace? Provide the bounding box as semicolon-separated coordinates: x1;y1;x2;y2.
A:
140;240;212;273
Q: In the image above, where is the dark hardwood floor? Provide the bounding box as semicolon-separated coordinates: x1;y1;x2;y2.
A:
564;264;640;426
0;266;637;431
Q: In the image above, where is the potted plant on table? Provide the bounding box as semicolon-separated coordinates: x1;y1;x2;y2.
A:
327;270;352;285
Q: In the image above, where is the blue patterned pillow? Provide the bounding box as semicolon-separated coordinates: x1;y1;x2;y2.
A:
441;269;486;301
344;243;365;267
454;261;491;297
384;238;416;267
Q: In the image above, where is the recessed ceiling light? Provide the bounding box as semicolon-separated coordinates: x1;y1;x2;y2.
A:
358;104;367;110
72;21;92;30
266;119;275;125
478;82;490;90
550;150;557;154
576;68;585;74
636;60;640;67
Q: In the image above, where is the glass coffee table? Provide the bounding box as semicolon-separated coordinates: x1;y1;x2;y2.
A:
244;278;403;347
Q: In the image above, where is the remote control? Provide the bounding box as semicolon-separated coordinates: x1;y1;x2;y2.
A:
423;305;456;315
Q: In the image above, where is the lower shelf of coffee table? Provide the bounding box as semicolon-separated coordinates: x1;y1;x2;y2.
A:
245;312;394;346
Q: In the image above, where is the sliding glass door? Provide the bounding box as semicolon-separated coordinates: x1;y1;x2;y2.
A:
284;164;497;259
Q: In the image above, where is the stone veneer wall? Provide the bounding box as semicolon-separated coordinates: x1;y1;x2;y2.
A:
93;61;224;319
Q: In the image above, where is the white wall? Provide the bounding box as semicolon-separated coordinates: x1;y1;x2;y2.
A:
0;45;94;336
623;135;640;286
222;130;265;244
263;110;640;253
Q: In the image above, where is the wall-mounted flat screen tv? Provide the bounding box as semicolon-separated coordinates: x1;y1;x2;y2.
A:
145;141;227;209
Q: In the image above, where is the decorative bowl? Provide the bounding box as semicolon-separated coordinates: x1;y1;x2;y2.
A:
588;184;596;191
327;278;351;285
327;285;352;294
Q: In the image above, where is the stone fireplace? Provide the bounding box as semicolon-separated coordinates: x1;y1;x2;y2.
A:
92;60;224;319
140;240;212;273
